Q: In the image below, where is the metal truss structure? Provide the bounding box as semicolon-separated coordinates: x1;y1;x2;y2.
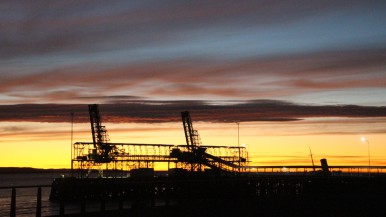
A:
71;105;248;177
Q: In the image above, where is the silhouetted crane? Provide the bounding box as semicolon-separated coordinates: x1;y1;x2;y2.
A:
88;104;115;163
175;111;245;173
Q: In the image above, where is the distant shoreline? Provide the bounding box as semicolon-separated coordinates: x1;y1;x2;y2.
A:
0;167;71;174
0;167;169;175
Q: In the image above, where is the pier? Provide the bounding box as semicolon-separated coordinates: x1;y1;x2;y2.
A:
5;104;385;216
4;174;386;217
2;173;385;216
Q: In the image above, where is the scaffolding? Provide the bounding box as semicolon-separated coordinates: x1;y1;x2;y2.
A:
71;142;247;177
71;105;248;177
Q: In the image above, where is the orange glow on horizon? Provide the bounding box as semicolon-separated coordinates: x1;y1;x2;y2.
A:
0;119;385;169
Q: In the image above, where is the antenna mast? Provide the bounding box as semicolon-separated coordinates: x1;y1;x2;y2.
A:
308;145;316;172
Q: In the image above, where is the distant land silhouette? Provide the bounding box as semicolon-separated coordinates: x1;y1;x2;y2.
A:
0;167;71;174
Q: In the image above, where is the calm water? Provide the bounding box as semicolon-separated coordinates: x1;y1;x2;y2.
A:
0;173;126;217
0;173;59;217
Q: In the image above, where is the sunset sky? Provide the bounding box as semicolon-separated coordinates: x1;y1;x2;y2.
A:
1;0;386;169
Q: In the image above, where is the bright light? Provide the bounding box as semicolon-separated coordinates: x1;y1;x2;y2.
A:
361;137;367;142
360;136;371;177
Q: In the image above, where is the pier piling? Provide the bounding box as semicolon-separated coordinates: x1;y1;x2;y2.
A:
10;188;16;217
36;187;42;217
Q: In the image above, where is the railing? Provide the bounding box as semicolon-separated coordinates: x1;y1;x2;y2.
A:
0;185;130;217
3;174;386;217
0;185;50;217
244;165;386;175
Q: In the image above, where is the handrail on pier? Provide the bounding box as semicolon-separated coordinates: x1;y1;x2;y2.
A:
0;185;51;217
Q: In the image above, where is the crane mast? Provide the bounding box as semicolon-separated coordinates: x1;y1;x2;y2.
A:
181;111;201;151
178;111;246;173
88;104;114;163
89;104;109;146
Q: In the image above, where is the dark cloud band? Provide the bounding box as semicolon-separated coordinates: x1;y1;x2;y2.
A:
0;100;385;123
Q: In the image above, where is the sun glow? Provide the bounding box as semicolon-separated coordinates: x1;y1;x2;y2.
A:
1;118;385;169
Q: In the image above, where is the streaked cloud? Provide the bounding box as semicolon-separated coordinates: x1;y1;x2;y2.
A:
0;100;385;124
1;48;385;105
1;0;385;106
1;0;384;59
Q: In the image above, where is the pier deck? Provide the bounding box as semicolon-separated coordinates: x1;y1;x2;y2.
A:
48;174;386;217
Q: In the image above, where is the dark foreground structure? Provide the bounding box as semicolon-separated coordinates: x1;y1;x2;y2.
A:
48;105;386;216
49;174;386;217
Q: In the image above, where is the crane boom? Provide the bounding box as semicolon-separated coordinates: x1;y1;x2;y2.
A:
88;104;113;163
181;111;201;151
89;104;109;147
179;111;245;173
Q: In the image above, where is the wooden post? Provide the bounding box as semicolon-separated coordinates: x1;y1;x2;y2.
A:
10;188;16;217
81;197;86;215
36;187;42;217
100;199;105;213
118;197;123;210
59;198;65;216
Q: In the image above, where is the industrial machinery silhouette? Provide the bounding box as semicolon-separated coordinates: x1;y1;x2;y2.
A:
170;111;246;172
88;104;114;163
52;105;386;217
71;104;247;177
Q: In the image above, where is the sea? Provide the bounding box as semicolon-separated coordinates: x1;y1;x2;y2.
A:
0;173;128;217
